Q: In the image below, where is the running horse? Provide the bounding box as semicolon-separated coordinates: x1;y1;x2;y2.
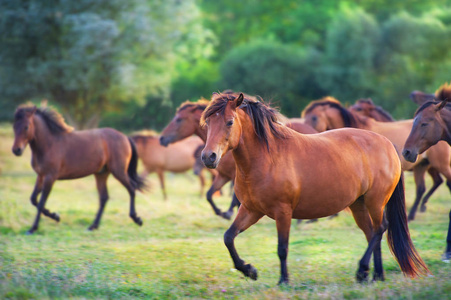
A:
302;97;451;221
12;105;145;234
201;93;428;284
349;98;446;218
403;83;451;261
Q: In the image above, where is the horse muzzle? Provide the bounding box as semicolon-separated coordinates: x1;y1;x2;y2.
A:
201;150;220;169
402;148;418;163
12;147;23;156
159;135;173;147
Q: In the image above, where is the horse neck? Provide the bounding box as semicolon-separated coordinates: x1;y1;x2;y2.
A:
232;111;273;175
29;115;59;156
193;112;208;142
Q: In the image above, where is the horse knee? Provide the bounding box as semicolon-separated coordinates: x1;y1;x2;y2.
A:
224;228;236;247
206;187;214;201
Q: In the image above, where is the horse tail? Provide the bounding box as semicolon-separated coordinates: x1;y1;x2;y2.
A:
385;173;429;277
127;137;146;191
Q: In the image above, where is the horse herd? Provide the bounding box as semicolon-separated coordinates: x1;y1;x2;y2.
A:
10;83;451;285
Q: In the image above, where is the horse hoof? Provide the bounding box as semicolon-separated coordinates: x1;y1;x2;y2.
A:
278;278;289;285
221;211;232;220
407;214;415;222
88;225;98;231
356;270;369;283
135;217;143;226
442;252;451;263
244;264;258;280
26;229;36;235
54;213;60;222
420;206;427;213
372;273;385;281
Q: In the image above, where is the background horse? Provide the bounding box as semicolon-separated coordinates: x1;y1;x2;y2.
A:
12;105;145;234
349;98;446;217
130;132;207;199
403;83;451;261
302;97;451;221
201;92;428;284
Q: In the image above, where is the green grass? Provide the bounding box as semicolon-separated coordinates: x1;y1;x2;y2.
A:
1;123;450;299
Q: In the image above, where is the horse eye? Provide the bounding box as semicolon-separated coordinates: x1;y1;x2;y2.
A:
24;125;29;130
226;120;234;127
311;115;318;122
421;123;428;127
355;108;362;111
176;118;182;123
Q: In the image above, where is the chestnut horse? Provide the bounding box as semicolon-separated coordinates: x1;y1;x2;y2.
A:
403;83;451;261
12;105;145;234
350;98;446;218
130;133;207;199
302;97;451;221
201;93;428;284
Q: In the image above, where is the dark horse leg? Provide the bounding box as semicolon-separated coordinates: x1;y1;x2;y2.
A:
408;163;428;221
157;170;167;200
88;172;110;231
198;171;206;198
420;168;443;213
444;209;451;262
27;176;56;234
275;210;292;284
30;176;60;222
113;172;143;227
222;192;241;220
224;205;264;280
206;175;230;219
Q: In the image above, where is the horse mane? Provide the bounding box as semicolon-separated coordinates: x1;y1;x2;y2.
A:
355;98;395;122
177;98;210;113
14;104;73;135
415;101;451;116
201;92;290;150
435;83;451;101
301;97;357;127
130;130;159;145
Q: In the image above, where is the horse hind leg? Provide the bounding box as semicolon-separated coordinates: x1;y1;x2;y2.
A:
407;163;428;221
222;192;241;220
89;172;110;231
111;169;143;227
420;168;443;212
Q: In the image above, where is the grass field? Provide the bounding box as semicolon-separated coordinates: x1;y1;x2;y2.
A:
0;123;450;299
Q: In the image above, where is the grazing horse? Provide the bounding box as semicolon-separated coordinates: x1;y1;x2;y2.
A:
12;105;145;234
130;133;207;199
201;93;428;284
350;98;446;218
403;83;451;261
302;97;451;221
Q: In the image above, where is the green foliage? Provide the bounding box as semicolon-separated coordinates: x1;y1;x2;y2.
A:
219;40;325;116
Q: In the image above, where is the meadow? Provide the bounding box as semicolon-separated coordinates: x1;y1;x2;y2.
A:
0;123;450;299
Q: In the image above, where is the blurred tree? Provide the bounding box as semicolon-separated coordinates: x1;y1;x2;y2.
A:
219;40;325;116
0;0;206;128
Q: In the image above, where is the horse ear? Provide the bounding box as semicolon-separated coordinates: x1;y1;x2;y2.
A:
234;93;244;108
436;99;448;111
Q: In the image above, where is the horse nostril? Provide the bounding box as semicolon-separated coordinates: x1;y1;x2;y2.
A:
402;149;410;158
209;152;217;161
12;148;22;156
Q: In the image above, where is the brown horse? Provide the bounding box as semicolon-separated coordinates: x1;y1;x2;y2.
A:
201;92;428;284
349;98;446;217
403;83;451;261
12;105;145;234
130;133;207;199
302;97;451;221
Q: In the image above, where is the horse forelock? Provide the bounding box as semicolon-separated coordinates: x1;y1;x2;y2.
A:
302;97;357;127
202;92;289;150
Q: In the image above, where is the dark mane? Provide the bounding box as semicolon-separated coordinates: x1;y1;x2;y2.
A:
302;97;357;127
355;98;395;122
435;83;451;101
201;92;290;150
415;101;451;116
15;104;73;135
177;98;210;113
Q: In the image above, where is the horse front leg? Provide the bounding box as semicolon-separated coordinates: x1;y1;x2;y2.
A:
408;164;428;221
30;176;60;222
222;192;241;220
275;211;292;285
224;205;263;280
444;209;451;262
28;176;56;234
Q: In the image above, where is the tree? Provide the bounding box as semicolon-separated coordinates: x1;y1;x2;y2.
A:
0;0;206;128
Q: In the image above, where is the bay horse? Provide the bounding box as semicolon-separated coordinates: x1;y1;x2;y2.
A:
403;83;451;261
130;132;207;199
302;97;451;221
349;98;446;217
12;105;145;234
201;92;428;284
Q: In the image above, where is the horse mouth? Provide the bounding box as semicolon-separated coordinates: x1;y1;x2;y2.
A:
402;149;418;163
12;148;23;156
159;136;173;147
